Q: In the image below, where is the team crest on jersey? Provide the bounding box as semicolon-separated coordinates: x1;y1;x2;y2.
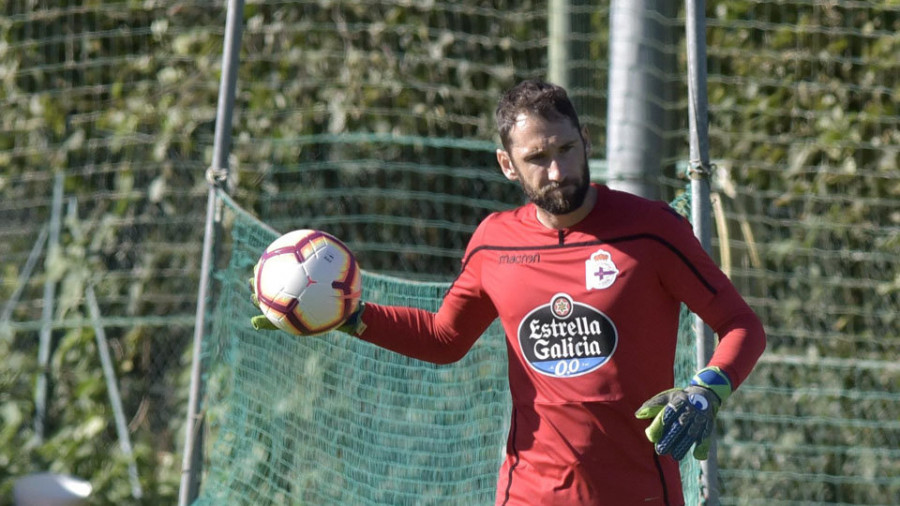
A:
517;293;617;378
585;248;619;290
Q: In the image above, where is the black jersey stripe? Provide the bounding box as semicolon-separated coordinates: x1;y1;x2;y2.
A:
459;233;719;296
500;407;520;506
652;450;674;506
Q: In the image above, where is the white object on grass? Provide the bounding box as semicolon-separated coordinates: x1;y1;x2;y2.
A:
13;472;92;506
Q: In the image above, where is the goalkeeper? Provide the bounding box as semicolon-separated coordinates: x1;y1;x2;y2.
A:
255;80;766;505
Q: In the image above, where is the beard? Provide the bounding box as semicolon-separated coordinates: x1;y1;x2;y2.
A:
517;155;591;215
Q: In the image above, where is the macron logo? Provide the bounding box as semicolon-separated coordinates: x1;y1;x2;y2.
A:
499;253;541;265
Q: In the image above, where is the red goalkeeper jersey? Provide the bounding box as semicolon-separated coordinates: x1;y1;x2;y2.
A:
357;184;766;505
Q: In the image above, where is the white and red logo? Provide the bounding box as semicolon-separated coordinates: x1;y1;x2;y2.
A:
585;248;618;290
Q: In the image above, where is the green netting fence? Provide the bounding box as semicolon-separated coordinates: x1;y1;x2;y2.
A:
193;189;701;505
3;1;898;504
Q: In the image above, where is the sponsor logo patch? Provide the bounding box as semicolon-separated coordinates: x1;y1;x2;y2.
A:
517;293;617;378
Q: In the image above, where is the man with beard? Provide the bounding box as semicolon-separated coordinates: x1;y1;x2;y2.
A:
258;80;766;505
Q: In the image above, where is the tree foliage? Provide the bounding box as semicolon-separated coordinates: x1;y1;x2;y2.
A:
0;0;897;504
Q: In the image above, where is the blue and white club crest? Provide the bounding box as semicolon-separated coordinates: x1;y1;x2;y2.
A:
585;248;619;290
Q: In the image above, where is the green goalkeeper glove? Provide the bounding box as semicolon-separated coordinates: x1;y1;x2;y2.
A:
250;306;366;334
335;301;366;335
248;276;279;330
250;314;279;330
634;366;732;461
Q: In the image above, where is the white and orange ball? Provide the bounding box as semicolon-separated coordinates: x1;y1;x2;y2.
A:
253;229;361;335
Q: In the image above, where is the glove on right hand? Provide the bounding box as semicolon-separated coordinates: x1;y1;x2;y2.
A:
248;276;366;335
336;302;366;335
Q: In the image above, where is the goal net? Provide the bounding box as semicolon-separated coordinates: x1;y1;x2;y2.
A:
191;190;700;505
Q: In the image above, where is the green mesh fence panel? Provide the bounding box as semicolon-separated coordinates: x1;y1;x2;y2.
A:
243;135;520;282
193;191;700;505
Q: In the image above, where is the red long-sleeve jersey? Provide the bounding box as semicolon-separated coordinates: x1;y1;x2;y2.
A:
356;184;766;505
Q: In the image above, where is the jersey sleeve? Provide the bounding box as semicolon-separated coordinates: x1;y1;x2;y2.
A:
655;206;766;388
354;220;499;364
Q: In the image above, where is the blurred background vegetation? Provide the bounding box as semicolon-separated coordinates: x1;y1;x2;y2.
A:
1;0;897;504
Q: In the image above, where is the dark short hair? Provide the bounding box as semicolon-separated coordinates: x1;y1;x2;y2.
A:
495;79;581;150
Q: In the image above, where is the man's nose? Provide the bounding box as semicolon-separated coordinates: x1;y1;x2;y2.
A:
547;158;566;182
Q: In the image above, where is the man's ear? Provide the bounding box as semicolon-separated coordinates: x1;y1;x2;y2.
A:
581;125;592;157
497;149;518;181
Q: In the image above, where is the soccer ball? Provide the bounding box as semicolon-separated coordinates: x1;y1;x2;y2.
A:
252;229;362;336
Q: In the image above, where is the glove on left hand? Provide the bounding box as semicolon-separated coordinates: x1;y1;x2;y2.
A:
635;366;732;461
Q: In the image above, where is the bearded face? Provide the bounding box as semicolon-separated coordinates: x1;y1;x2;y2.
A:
498;111;594;221
512;146;591;215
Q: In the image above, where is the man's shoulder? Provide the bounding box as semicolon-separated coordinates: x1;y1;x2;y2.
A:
606;186;688;219
477;203;533;230
464;204;545;253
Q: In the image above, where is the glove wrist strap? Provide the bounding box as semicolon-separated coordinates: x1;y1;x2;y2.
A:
690;366;733;404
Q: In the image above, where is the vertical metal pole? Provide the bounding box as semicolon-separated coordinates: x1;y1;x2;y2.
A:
606;0;676;199
1;225;49;325
86;285;143;500
685;0;718;503
34;172;64;442
548;0;571;90
550;0;598;134
178;0;244;504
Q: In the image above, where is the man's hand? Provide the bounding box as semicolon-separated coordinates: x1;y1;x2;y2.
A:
250;307;365;334
336;302;366;335
635;367;732;461
250;314;279;330
248;276;366;335
248;276;277;330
